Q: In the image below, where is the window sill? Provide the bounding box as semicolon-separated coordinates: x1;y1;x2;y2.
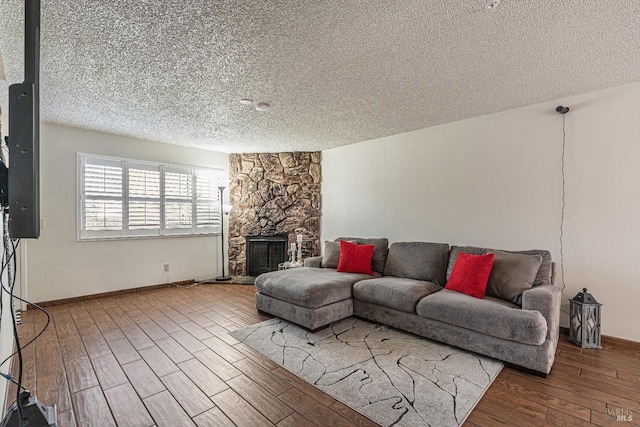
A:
77;231;222;242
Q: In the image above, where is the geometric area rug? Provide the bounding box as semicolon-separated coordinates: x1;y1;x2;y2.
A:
230;317;503;426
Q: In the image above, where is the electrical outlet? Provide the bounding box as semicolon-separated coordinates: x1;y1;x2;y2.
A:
164;264;170;272
40;218;45;230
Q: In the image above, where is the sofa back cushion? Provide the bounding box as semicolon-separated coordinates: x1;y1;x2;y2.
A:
447;246;553;287
486;250;543;305
336;237;389;273
321;241;341;268
383;242;450;285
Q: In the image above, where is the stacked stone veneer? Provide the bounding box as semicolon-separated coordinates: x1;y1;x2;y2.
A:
228;152;321;276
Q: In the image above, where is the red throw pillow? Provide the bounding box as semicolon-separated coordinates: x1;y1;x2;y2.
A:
336;240;374;275
445;252;494;299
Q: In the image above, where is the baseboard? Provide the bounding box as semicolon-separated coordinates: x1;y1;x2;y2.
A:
29;279;196;309
559;326;640;350
600;334;640;351
505;362;548;378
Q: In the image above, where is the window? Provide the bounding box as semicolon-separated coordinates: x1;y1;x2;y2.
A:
164;168;193;230
78;154;224;240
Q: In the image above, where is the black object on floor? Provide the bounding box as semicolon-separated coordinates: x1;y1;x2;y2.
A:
1;391;57;427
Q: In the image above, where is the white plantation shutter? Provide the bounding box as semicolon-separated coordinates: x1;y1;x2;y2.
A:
165;168;193;231
128;163;161;233
195;171;220;228
78;153;223;239
82;158;124;237
84;163;122;198
85;200;122;231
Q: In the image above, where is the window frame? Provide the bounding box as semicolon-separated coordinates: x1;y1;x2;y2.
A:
77;153;224;241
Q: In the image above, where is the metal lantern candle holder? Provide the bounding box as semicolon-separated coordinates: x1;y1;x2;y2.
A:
568;288;602;348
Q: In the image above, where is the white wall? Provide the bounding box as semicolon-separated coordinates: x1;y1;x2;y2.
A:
0;232;12;413
0;111;11;412
26;123;229;303
322;83;640;342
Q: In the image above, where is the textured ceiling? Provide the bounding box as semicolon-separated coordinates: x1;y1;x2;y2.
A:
0;0;639;153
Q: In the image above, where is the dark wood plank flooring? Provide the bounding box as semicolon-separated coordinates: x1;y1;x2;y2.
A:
5;284;639;426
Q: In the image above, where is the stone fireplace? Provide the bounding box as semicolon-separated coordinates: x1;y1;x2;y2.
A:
228;152;321;276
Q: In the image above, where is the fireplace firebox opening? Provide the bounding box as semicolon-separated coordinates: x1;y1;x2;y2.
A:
246;236;287;276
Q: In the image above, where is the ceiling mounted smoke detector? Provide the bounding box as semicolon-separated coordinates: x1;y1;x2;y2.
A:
256;102;270;112
485;0;500;10
240;98;254;105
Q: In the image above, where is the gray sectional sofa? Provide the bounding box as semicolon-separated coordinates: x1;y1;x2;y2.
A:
254;238;561;375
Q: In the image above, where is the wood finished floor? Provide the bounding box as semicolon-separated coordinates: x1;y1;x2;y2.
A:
6;284;640;427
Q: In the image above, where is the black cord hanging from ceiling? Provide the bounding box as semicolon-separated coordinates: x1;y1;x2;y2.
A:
556;106;569;293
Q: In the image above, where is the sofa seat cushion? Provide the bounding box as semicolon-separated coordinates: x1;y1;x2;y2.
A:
254;267;379;309
353;277;442;313
415;289;547;345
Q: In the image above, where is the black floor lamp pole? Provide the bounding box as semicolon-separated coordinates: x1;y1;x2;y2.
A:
215;185;231;281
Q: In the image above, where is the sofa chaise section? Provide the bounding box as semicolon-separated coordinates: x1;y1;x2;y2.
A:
254;238;389;331
255;268;381;331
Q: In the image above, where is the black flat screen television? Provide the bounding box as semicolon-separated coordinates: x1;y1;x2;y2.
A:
6;0;40;239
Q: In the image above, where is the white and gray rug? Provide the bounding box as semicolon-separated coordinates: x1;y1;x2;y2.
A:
230;317;503;426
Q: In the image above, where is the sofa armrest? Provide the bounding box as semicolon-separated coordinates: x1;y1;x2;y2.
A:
304;256;322;268
522;285;561;342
